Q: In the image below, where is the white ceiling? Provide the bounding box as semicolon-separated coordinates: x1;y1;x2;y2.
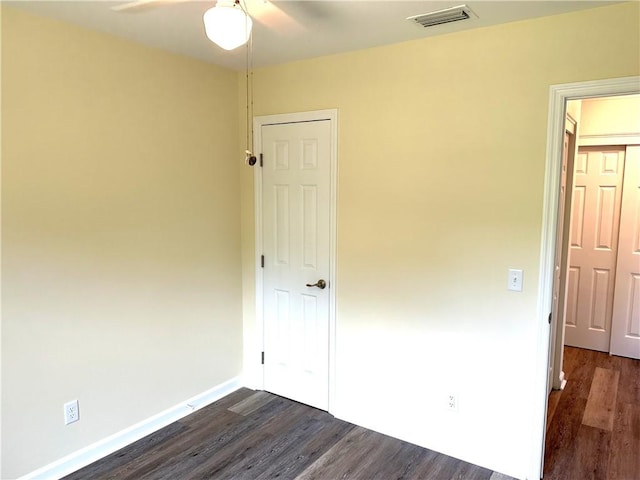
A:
6;0;623;71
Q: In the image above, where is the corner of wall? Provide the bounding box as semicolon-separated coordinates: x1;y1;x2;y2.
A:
0;2;4;476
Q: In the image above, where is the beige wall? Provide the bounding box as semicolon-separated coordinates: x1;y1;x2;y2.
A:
1;7;242;478
240;3;639;478
580;94;640;138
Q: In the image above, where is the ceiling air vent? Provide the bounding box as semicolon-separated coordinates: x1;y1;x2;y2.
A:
407;5;477;29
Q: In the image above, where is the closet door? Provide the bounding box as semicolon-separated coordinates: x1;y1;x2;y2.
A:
610;145;640;359
564;146;625;352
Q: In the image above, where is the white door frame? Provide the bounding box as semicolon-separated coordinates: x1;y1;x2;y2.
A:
253;109;338;412
532;76;639;479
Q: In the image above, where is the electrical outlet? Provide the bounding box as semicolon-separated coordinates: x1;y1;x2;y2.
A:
447;393;458;412
64;400;79;425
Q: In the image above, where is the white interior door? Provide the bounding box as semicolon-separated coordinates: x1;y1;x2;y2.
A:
610;145;640;359
261;119;332;410
564;146;626;352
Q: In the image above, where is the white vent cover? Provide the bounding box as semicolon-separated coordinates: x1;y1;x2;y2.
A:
407;5;477;28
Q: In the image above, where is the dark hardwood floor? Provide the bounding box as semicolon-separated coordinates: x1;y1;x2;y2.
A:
544;346;640;480
64;389;514;480
63;346;638;480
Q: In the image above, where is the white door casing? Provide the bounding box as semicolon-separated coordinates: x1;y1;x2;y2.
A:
564;146;626;352
253;109;338;412
610;145;640;359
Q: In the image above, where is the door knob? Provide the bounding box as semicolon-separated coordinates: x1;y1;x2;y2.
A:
306;279;327;289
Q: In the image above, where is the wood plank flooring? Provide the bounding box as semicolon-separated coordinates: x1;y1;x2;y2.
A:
544;346;640;480
62;345;638;480
64;389;514;480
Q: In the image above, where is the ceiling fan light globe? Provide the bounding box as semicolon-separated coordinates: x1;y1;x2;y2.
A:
203;2;252;51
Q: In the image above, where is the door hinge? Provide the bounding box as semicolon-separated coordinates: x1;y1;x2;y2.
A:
261;255;264;268
260;153;263;167
261;351;265;365
548;312;553;324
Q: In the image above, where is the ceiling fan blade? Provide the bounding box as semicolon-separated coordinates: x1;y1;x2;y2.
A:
246;0;304;33
111;0;189;13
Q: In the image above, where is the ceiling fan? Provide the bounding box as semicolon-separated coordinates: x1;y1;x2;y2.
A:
112;0;256;50
110;0;300;50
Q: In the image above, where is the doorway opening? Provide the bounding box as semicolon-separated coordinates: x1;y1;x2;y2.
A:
550;93;640;391
560;95;640;358
536;76;640;479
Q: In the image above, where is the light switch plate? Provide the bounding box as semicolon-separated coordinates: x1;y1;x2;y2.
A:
508;269;523;292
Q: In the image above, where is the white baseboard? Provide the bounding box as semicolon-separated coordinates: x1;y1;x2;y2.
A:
20;377;242;480
559;370;567;390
